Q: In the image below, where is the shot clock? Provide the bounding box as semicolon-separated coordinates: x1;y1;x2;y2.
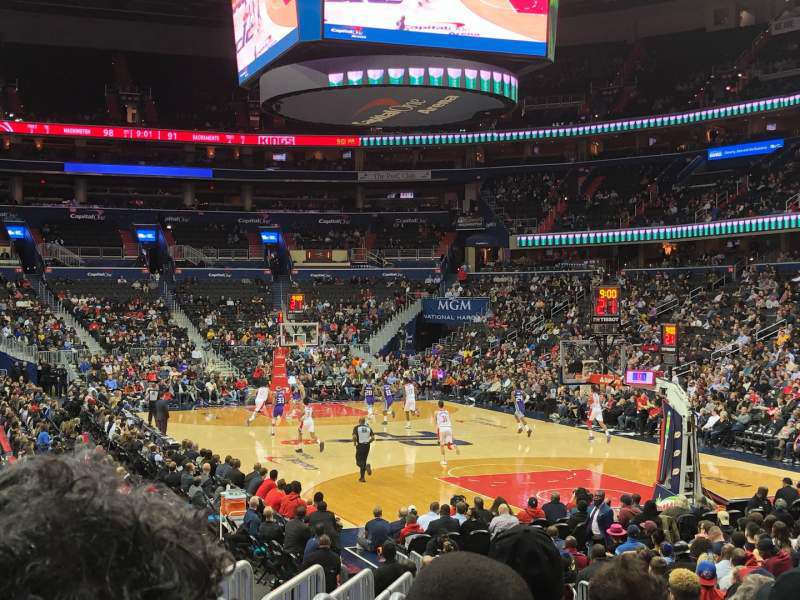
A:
288;293;306;313
661;323;678;352
591;285;622;331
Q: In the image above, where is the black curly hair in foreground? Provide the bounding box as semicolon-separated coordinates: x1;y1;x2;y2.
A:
0;454;232;600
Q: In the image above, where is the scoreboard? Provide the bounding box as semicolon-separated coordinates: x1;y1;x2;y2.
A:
591;285;621;331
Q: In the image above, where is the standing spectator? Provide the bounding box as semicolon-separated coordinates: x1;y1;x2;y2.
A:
154;394;169;435
618;494;642;528
695;561;724;600
586;490;614;546
668;569;701;600
774;478;798;506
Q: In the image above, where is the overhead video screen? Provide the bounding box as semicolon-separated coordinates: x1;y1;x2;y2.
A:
324;0;553;56
232;0;300;83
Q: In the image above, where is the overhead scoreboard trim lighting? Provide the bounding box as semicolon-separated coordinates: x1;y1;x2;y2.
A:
1;91;798;148
591;285;621;326
516;213;800;248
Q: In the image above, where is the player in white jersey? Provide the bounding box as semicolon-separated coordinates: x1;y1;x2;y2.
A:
434;400;460;466
403;377;420;429
586;386;611;443
295;398;324;453
246;385;270;425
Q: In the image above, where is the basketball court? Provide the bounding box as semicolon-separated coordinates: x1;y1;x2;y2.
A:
164;399;798;527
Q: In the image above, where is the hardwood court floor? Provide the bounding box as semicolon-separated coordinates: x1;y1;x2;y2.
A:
164;401;797;527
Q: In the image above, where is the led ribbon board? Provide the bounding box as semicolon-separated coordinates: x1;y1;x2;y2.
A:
516;213;800;248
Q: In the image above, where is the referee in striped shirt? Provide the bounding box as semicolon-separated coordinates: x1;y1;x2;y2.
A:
353;417;374;483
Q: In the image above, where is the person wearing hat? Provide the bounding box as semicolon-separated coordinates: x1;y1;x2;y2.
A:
757;536;792;577
604;523;626;553
696;560;724;600
668;541;698;572
716;510;733;536
659;542;675;565
615;524;647;555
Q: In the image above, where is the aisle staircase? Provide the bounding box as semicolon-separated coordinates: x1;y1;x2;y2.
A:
160;282;240;378
33;278;105;357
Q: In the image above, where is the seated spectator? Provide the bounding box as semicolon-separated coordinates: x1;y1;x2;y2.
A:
758;537;792;577
746;486;772;514
358;506;390;552
255;469;279;499
303;524;326;562
615;524;647;555
517;496;546;523
300;534;342;593
241;496;262;537
668;568;701;600
265;479;287;512
426;504;459;537
0;455;231;599
258;506;283;545
542;491;568;522
283;505;311;556
405;551;533;600
460;506;489;535
577;544;611;584
563;536;588;569
278;481;305;518
308;500;341;551
489;524;565;600
417;501;440;531
399;513;425;545
589;553;667;600
489;503;519;539
373;541;416;596
695;560;724;600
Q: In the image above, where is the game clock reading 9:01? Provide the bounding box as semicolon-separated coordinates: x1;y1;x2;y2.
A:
594;286;620;317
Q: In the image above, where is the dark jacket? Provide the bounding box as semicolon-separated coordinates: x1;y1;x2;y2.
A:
301;548;341;593
284;518;312;555
426;515;460;537
258;521;284;545
374;561;416;595
308;510;341;549
576;556;612;585
543;501;569;523
228;468;245;489
154;398;169;421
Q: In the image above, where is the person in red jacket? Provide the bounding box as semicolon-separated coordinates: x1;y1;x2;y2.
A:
758;537;793;577
255;469;279;500
279;481;306;518
516;497;545;523
398;513;425;545
264;479;287;512
563;536;589;569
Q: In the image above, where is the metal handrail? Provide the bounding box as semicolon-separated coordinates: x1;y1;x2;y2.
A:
219;560;254;600
375;572;414;600
262;564;326;600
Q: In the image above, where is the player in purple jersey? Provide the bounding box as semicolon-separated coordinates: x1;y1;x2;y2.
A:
363;380;376;420
271;386;287;437
381;380;396;425
511;384;532;437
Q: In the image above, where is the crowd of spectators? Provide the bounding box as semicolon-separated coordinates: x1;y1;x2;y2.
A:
0;276;81;351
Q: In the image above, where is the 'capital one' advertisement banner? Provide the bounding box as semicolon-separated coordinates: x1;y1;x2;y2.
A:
421;297;490;323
